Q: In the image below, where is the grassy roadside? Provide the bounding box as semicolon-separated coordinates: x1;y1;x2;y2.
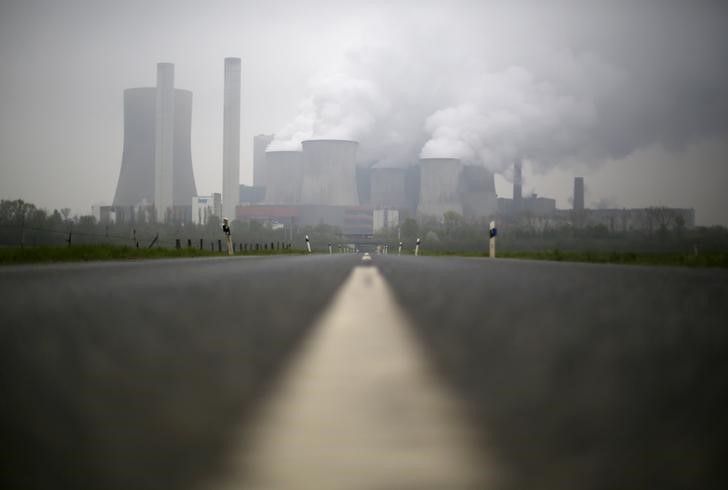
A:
0;245;304;265
419;249;728;268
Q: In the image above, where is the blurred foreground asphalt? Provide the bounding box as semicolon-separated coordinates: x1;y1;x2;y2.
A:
1;254;728;489
377;256;728;490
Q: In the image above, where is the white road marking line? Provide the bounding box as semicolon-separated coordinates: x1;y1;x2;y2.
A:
211;265;496;490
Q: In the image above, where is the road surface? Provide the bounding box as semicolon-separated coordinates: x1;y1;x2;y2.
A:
1;254;727;489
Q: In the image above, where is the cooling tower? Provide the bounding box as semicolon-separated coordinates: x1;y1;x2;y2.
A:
418;158;463;218
113;87;197;217
370;167;408;210
461;165;497;219
222;57;241;219
264;151;304;204
254;134;274;187
113;88;156;208
300;139;359;206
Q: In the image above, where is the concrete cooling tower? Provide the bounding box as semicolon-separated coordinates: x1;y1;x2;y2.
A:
301;139;359;206
113;88;156;209
461;165;497;219
417;158;463;218
113;86;197;220
370;167;408;210
264;151;304;204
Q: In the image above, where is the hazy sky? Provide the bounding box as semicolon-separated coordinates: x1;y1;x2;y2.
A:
1;0;727;224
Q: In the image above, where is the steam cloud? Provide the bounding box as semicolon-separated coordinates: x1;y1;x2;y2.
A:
268;1;728;175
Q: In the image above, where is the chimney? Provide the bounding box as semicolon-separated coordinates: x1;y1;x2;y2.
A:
573;177;585;212
513;160;522;212
222;57;241;219
154;62;175;222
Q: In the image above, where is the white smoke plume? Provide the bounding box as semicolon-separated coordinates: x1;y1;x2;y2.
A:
268;1;728;175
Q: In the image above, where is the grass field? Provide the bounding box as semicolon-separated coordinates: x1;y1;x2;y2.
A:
0;244;303;265
419;248;728;268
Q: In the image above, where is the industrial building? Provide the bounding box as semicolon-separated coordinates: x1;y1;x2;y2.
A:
300;139;360;206
264;151;303;204
238;140;501;235
496;166;694;231
112;63;197;223
253;134;274;187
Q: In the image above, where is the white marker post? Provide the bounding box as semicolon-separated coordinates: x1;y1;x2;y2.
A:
306;235;312;254
328;243;333;255
398;242;403;255
222;217;233;256
489;220;497;258
415;238;421;257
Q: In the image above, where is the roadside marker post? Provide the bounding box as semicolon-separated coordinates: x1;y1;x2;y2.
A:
398;242;403;255
489;221;497;258
328;243;333;255
415;238;421;257
222;218;233;256
306;235;312;254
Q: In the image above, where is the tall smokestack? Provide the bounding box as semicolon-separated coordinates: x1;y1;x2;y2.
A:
513;160;522;212
222;57;241;219
154;62;175;222
573;177;585;212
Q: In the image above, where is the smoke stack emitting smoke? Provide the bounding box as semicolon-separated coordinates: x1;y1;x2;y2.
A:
267;2;727;178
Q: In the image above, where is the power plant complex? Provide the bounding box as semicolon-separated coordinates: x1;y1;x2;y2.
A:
110;60;695;235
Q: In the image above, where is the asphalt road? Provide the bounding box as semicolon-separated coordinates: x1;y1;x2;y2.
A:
1;255;727;490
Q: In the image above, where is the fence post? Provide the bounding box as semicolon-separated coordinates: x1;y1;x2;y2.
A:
19;215;25;249
218;239;222;252
200;238;203;250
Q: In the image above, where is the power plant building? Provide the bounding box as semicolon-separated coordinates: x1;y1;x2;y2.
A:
418;158;463;218
253;134;274;187
370;166;408;210
264;151;304;204
300;139;359;206
460;165;497;219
